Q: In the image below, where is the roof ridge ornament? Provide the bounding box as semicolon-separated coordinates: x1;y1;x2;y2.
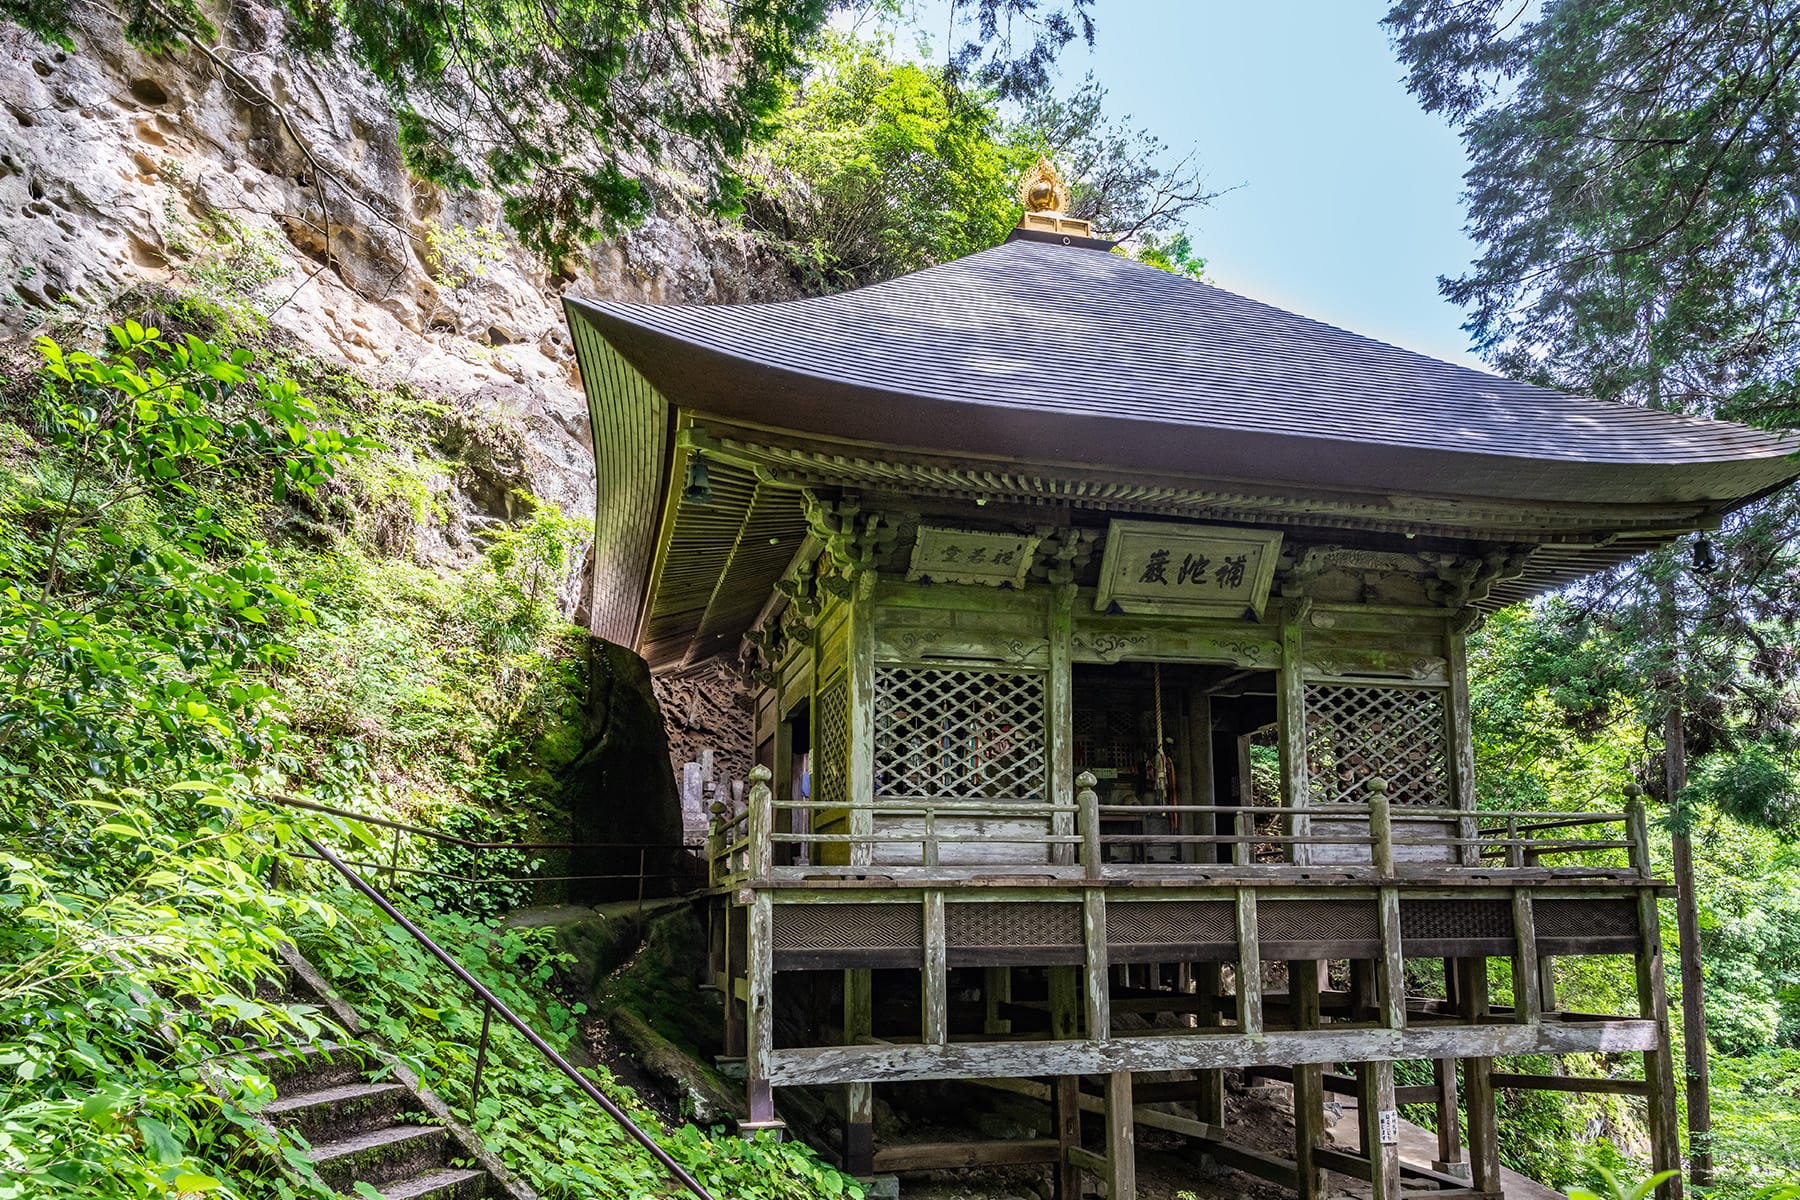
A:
1015;157;1094;240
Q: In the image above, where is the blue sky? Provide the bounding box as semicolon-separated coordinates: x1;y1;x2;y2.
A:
884;2;1487;368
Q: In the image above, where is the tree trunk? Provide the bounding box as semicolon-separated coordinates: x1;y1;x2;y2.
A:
1664;700;1712;1185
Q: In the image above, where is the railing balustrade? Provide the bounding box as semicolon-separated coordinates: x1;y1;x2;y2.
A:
709;768;1650;885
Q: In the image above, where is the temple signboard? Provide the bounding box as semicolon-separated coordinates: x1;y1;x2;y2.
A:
1094;520;1283;618
907;525;1043;587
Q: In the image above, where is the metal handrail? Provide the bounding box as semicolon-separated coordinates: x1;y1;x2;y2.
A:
266;792;691;852
297;833;715;1200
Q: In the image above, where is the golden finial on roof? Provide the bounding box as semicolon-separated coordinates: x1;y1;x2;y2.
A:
1019;158;1072;215
1014;158;1093;241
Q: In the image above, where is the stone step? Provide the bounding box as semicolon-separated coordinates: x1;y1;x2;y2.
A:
253;1043;372;1094
263;1080;413;1143
308;1123;448;1192
379;1167;490;1200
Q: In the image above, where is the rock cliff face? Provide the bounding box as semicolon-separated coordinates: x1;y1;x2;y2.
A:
1;3;798;575
1;4;784;841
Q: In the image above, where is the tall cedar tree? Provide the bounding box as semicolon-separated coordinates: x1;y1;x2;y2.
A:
1386;0;1800;1182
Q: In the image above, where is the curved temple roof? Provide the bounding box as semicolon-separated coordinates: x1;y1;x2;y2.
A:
564;238;1799;663
567;238;1798;507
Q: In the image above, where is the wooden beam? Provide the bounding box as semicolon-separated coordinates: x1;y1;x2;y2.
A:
1196;961;1224;1124
1276;609;1310;864
1049;584;1075;867
1378;889;1406;1031
844;968;873;1176
872;1139;1060;1172
760;1017;1663;1086
1490;1072;1652;1097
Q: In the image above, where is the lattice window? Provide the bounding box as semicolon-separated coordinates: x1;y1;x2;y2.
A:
875;666;1046;801
815;674;849;809
1305;683;1449;806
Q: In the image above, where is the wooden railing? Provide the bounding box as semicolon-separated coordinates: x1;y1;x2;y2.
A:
710;768;1654;886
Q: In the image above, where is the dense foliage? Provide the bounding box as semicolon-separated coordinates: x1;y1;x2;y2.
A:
0;311;859;1198
746;32;1215;287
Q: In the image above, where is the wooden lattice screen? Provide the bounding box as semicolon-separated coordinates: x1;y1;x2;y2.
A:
1303;683;1449;806
814;673;849;809
874;666;1047;801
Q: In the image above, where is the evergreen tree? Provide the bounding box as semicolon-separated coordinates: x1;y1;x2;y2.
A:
1386;1;1800;1181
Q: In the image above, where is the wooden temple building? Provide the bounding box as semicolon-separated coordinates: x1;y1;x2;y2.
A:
562;177;1800;1199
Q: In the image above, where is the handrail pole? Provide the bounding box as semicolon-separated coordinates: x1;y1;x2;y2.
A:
472;1001;493;1104
300;834;716;1200
1077;771;1100;878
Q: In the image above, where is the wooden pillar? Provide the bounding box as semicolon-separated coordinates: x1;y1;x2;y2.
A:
1512;888;1541;1023
922;891;948;1045
1195;962;1225;1124
1049;967;1082;1200
1456;956;1501;1193
1356;1060;1401;1200
984;966;1012;1036
1275;606;1311;864
745;891;776;1126
1104;1070;1136;1200
724;901;746;1058
1446;627;1481;866
1289;960;1325;1200
1236;889;1263;1035
1187;692;1215;864
1432;1056;1468;1178
1084;890;1111;1042
1049;584;1076;866
843;968;872;1175
1636;887;1684;1199
846;573;875;866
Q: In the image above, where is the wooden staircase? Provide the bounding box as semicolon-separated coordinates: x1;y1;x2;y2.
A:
246;949;534;1200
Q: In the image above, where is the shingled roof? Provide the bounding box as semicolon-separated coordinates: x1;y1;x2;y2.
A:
567;238;1799;507
563;238;1799;663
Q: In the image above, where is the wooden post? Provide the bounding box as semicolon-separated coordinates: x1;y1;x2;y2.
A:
1104;1070;1136;1200
707;807;723;887
923;891;948;1045
1084;889;1110;1042
748;765;774;880
1049;584;1076;867
1446;628;1481;866
1049;967;1082;1200
1456;957;1501;1193
846;573;876;867
746;891;776;1127
1636;886;1685;1199
1078;771;1101;878
844;968;873;1175
1626;784;1652;877
984;966;1012;1036
1236;888;1263;1035
1512;888;1541;1023
1196;962;1225;1124
1367;777;1394;877
1432;1056;1468;1179
1289;960;1325;1200
724;901;746;1058
1276;608;1311;864
1188;693;1215;864
1377;892;1405;1031
1356;1059;1401;1200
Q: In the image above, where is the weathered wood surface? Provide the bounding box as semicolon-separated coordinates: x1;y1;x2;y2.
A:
760;1017;1661;1086
871;1138;1060;1172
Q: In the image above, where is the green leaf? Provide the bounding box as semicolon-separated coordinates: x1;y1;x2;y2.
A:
136;1115;184;1165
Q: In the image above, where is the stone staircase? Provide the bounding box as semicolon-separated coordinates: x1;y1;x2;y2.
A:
244;949;535;1200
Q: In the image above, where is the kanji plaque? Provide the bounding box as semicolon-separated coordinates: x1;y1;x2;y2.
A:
907;526;1042;587
1095;521;1283;618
